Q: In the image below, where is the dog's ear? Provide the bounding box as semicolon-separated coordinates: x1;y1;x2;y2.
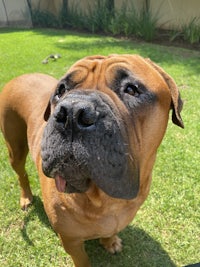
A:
44;101;51;121
145;58;184;128
44;77;73;121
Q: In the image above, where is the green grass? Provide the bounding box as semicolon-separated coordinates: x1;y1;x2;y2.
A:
0;28;199;267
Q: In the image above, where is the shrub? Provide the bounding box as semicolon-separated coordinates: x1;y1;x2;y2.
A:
137;6;159;41
59;2;84;29
182;17;200;44
80;0;115;33
32;9;59;28
170;17;200;44
31;0;199;45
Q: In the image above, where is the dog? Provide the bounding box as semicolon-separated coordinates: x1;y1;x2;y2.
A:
0;54;184;267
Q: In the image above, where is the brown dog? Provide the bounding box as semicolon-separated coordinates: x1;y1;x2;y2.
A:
0;55;184;267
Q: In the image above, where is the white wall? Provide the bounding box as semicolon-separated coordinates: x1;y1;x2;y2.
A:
0;0;32;27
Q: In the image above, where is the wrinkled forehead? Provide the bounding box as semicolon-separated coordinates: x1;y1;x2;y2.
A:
65;55;167;92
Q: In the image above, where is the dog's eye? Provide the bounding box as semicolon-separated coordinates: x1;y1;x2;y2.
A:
124;84;139;97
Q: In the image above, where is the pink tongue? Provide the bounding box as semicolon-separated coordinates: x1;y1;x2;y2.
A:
55;175;67;193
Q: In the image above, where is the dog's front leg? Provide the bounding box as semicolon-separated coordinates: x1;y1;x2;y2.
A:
59;235;91;267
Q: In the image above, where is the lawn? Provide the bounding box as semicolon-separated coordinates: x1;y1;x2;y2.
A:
0;28;199;267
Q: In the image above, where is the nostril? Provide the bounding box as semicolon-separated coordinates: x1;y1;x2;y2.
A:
55;106;68;124
77;109;98;128
54;101;98;130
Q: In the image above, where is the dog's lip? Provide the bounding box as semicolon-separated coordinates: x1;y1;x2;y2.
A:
55;174;67;193
54;173;91;193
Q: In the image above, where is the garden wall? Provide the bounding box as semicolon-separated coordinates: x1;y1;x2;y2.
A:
31;0;200;30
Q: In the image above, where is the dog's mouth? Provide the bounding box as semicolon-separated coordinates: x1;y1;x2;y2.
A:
54;174;91;194
41;122;98;195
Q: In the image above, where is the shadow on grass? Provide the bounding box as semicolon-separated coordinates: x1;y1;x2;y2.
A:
21;195;176;267
1;28;199;76
20;195;52;245
86;226;176;267
41;29;200;76
56;38;200;77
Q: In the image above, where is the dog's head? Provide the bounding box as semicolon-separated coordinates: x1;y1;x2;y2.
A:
41;54;184;200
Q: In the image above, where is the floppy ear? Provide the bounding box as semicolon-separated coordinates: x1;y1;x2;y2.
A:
44;77;72;121
145;58;184;128
44;101;51;121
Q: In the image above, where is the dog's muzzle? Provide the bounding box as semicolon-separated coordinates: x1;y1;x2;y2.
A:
41;90;139;199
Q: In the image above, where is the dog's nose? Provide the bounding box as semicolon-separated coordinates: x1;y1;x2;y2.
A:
54;100;98;130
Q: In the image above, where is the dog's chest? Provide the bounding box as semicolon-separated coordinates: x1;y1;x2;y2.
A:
64;196;135;239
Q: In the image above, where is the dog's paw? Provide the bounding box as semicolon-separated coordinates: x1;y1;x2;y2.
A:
20;195;33;211
100;235;122;254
